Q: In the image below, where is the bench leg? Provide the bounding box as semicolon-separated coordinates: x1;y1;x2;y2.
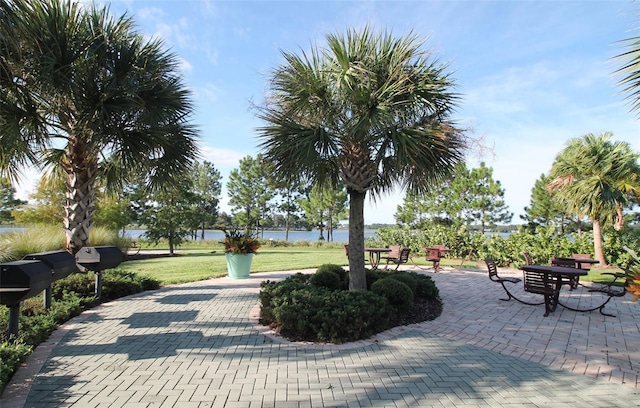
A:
557;294;618;317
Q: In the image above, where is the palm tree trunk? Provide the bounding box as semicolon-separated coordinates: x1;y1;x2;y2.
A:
285;204;290;241
592;219;607;267
64;137;97;254
348;190;367;290
614;204;624;231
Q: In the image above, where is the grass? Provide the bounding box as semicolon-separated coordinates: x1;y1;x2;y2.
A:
119;247;349;285
119;246;625;287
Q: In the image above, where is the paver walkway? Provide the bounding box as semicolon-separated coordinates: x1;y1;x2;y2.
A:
2;266;639;407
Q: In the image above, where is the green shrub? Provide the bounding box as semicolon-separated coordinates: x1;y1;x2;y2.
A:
259;274;393;343
365;269;386;289
413;274;439;300
388;272;417;295
51;273;96;300
259;277;310;324
328;264;349;288
51;269;160;301
287;272;312;284
3;295;84;346
385;271;438;300
265;285;390;343
0;341;32;394
313;290;390;343
311;264;348;290
371;278;414;313
273;286;331;340
101;270;160;300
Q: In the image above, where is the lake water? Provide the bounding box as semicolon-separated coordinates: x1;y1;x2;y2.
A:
0;227;508;242
124;228;376;242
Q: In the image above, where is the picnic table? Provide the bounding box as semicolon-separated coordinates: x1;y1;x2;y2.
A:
365;248;391;270
520;264;588;316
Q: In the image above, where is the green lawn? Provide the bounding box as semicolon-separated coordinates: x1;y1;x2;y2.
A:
119;247;624;286
119;247;349;285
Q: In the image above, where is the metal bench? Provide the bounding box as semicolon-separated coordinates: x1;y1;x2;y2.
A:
522;268;560;316
382;247;410;270
551;257;580;289
485;258;544;305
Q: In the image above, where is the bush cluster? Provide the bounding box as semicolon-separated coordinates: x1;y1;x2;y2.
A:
259;265;441;343
371;278;413;313
372;224;640;268
50;269;160;302
310;264;349;290
0;268;160;394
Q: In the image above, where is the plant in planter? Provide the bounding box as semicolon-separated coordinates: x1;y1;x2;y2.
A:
220;227;260;278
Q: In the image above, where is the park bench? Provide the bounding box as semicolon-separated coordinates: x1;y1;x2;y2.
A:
382;246;410;270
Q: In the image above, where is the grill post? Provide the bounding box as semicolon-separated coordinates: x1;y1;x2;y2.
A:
95;271;103;299
44;286;52;309
8;303;20;337
75;246;124;300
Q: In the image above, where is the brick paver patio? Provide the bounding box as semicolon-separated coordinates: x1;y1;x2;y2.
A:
2;265;639;407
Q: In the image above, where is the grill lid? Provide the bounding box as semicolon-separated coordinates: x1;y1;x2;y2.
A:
23;250;78;281
75;246;124;271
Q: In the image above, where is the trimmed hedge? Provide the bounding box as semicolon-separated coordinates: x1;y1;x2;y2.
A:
259;265;441;344
371;278;413;313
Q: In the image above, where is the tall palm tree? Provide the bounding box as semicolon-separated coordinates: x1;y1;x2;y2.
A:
614;30;640;116
548;132;640;266
257;27;466;290
0;0;198;253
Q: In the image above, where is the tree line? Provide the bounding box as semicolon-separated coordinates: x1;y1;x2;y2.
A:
1;156;350;253
392;132;640;267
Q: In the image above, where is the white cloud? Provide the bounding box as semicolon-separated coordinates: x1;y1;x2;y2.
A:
154;22;173;41
177;57;193;74
199;145;246;170
136;6;166;21
194;83;221;103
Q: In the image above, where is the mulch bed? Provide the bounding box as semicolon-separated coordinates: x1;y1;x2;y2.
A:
388;298;443;327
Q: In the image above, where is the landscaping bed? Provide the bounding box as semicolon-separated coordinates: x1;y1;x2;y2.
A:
259;264;443;344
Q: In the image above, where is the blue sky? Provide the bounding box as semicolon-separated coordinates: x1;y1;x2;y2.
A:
18;0;640;224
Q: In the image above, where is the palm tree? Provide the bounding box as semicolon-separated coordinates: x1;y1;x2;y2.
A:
548;132;640;266
0;0;198;253
614;30;640;116
257;27;467;290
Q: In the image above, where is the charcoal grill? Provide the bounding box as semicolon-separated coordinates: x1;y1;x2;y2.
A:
75;246;124;299
0;260;53;335
23;250;79;308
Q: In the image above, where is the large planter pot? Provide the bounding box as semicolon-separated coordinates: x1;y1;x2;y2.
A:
225;253;254;279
